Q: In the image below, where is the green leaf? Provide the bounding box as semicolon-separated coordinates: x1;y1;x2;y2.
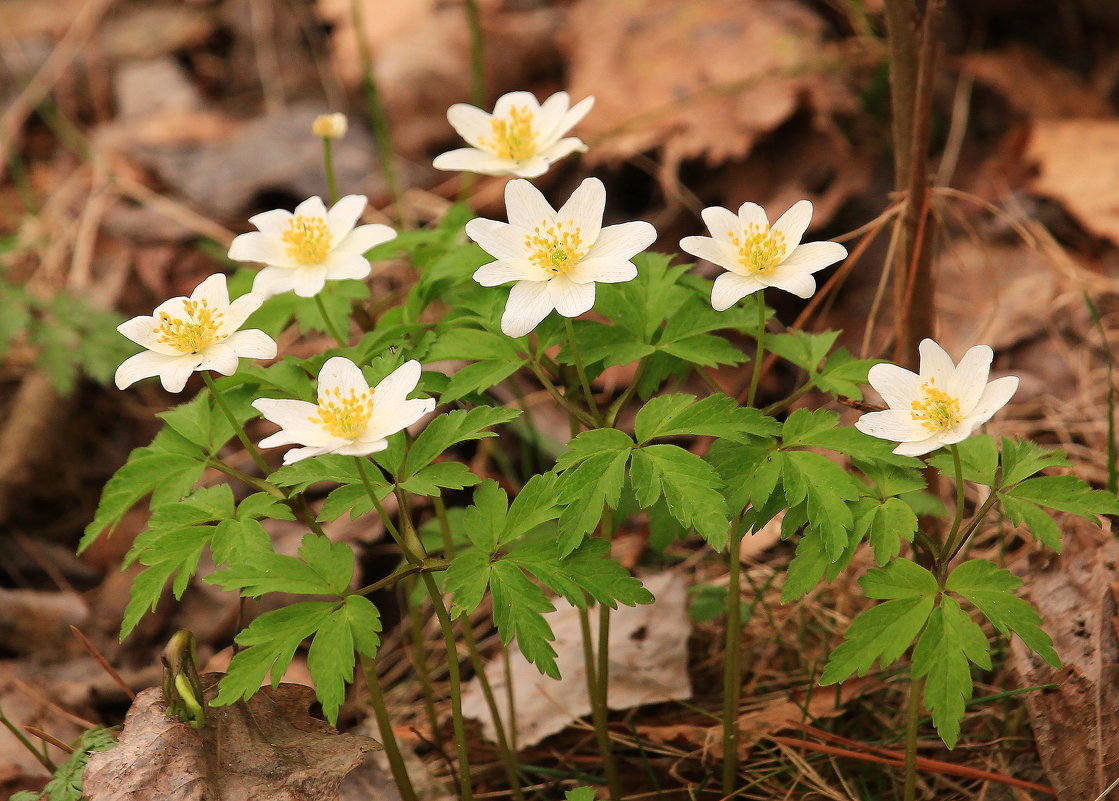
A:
507;537;653;609
318;482;391;522
207;533;355;597
236;492;296;522
490;560;559;678
1003;475;1119;519
215;602;337;706
554;428;634;471
210;519;273;565
857;497;919;565
461;480;508;553
657;333;743;368
502;472;563;543
270;454;363;492
306;595;382;724
927;436;999;486
630;444;729;550
11;725;116;801
555;430;633;556
999;495;1062;550
401;461;481;495
912;596;991;748
781;531;830;603
819;560;938;684
999;437;1071;487
565;788;597;801
782;451;862;560
445;549;491;616
813;348;881;399
766;330;840;372
946;559;1059;667
633;393;779;444
564;321;654;368
403;407;521;478
595;253;690;341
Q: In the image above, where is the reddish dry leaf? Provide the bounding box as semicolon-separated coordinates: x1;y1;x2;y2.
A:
84;675;380;801
1009;521;1119;801
960;44;1111;119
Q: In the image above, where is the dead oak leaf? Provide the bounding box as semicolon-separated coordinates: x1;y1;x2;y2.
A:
84;674;379;801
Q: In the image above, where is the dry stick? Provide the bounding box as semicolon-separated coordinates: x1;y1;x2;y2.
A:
24;726;74;755
69;626;136;701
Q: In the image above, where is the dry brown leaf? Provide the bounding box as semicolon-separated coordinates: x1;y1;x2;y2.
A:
0;662;90;780
84;675;380;801
961;44;1111;119
1026;119;1119;244
461;572;692;746
566;0;853;179
0;589;88;659
1009;520;1119;801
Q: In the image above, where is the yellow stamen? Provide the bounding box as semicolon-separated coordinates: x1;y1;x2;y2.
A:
487;105;537;161
729;223;787;275
525;222;585;275
310;385;375;439
153;299;226;354
910;378;962;433
281;215;333;265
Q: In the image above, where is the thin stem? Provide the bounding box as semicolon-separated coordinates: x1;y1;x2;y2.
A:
761;382;814;417
434;496;525;801
463;0;486;107
526;354;596;429
594;508;622;801
0;702;54;772
349;0;407;226
205;458;284;498
314;293;349;347
902;673;925;801
353;457;410;555
747;291;767;408
564;317;601;426
721;522;744;794
322;138;338;205
203;372;270;475
351;558;448;596
942;490;1001;566
604;358;646;428
405;575;442;743
359;654;419;801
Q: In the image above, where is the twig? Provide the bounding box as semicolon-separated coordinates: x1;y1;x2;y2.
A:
24;726;74;755
69;626;137;701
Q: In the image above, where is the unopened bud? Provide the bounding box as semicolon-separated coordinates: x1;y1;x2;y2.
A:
312;112;348;140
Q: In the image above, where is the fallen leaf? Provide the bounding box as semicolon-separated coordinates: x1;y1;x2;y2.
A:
0;662;90;781
0;589;88;660
461;572;692;746
84;674;380;801
961;44;1111;119
1009;520;1119;801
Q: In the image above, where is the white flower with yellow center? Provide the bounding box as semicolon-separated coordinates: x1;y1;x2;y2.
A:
855;339;1019;457
227;195;396;298
433;91;595;178
680;200;848;310
253;357;435;465
114;273;276;393
466;177;657;337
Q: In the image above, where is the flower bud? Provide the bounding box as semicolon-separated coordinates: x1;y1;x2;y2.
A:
312;112;348;140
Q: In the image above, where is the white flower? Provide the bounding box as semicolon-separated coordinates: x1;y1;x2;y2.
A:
115;273;276;393
855;339;1019;457
227;195;396;299
253;357;435;465
312;112;348;139
680;200;848;310
433;91;594;178
465;177;657;338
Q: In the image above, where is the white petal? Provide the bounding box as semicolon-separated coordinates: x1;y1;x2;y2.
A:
294;196;328;220
557;178;605;243
248;208;293;234
866;363;921;409
763;270;816;298
196;342;240;376
228;231;280;265
711;271;764;311
493;91;541;119
332;439;390;457
446;104;494;149
473;259;549;286
160;357;201;393
115;350;178;389
319;357;370;398
581;221;656;264
253;398;320;429
291;267;330;298
536;137;587;164
220;293;265;334
854;409;928;442
556;96;594;138
947;345;993;413
700;206;741;243
373;360;422;406
964;375;1018;426
779;241;848;274
532;91;571;146
918;339;955;385
365;397;435;442
737;202;769;230
322;251;372;281
225;329;277;360
547;275;596;317
566;257;637;285
680;235;739;273
771;200;813;250
505;179;556;230
337;223;396;255
192;273;230;308
501;280;555;337
466;218;528;261
252;266;298;298
326;195;367;241
892;438;942;457
282;445;335;465
433;147;515;174
506;157;551;179
118;315;178;355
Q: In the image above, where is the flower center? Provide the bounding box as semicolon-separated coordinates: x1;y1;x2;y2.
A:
526;222;586;275
281;215;333;265
729;223;787;275
153;299;225;354
910;380;962;434
310;386;375;439
487;105;538;161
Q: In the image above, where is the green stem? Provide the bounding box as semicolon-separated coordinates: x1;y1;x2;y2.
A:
351;558;448;596
902;672;925;801
722;522;744;794
0;702;55;772
604;358;646;428
564;317;601;426
526;353;596;429
747;292;767;408
203;372;270;475
349;0;407;227
405;575;442;744
322;138;339;205
359;654;419;801
314;293;349;347
463;0;486;107
594;510;622;801
761;382;814;417
205;458;284;498
434;496;525;801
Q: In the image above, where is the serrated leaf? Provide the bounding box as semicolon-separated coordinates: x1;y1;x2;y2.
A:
999;437;1071;487
633;393;779;444
781;530;830;603
554;428;634;471
441;360;522;402
766;329;840;371
1002;475;1119;519
928;435;999;486
318;482;389;522
490;560;559;678
507;537;653;609
813;348;881;399
207;533;354;597
236;492;296;522
946;559;1059;667
1000;495;1063;550
502;472;563;543
657;332;743;367
782;451;862;560
403;406;521;478
629;444;729;550
445;549;491;616
270;454;363;493
461;480;508;553
211;518;273;565
858;497;919;565
306;595;382;724
555;437;632;556
401;461;481;495
912;597;991;748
